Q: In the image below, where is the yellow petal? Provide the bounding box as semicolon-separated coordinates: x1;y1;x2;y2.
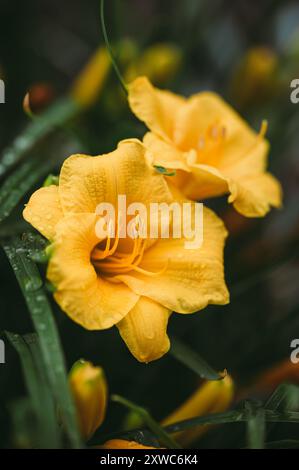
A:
183;163;229;200
128;76;185;141
23;185;63;240
69;360;108;440
116;207;229;313
228;172;282;217
117;297;171;363
47;213;139;330
144;132;190;171
100;439;157;449
59;139;172;213
179;163;282;218
174;91;268;169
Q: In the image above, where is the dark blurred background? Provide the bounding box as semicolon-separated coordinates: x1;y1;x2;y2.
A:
1;0;299;448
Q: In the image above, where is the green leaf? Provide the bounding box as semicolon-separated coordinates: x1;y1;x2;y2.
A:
265;440;299;449
245;401;266;450
21;232;49;264
8;397;38;449
265;383;299;411
154;165;176;177
2;237;82;448
0;131;82;224
163;410;246;434
265;410;299;423
5;331;62;448
0;98;79;180
169;336;226;380
0;158;42;223
99;406;299;448
43;174;59;187
111;394;181;449
265;383;299;437
164;408;299;437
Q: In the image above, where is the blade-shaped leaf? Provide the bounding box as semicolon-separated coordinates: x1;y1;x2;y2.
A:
169;336;226;380
265;410;299;423
111;394;181;449
266;440;299;449
265;383;299;437
2;237;82;448
265;383;299;411
0;131;82;224
0;98;79;180
164;410;246;434
245;401;266;449
5;331;62;448
8;397;38;449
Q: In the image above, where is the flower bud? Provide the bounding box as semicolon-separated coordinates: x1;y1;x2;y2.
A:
69;359;108;440
162;375;234;446
70;47;110;108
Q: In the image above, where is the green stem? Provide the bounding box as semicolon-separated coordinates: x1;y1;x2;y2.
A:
111;394;181;449
100;0;127;95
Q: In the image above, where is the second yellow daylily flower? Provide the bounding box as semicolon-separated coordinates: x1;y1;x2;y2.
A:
128;77;282;218
23;139;229;363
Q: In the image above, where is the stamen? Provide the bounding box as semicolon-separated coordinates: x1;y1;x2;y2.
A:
197;136;205;150
91;215;164;277
92;235;111;260
259;119;268;139
129;259;169;277
210;125;218;140
238;119;268;162
221;126;227;139
103;237;143;268
195;122;227;165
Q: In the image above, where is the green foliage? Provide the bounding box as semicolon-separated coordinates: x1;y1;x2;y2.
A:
2;237;82;448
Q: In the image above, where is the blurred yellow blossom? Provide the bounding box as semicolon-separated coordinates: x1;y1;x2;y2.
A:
125;43;182;85
128;77;282;218
230;46;279;108
70;46;110;108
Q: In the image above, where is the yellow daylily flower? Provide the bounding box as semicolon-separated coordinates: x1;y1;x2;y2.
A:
128;77;282;217
162;375;234;446
23;139;229;363
69;360;108;440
